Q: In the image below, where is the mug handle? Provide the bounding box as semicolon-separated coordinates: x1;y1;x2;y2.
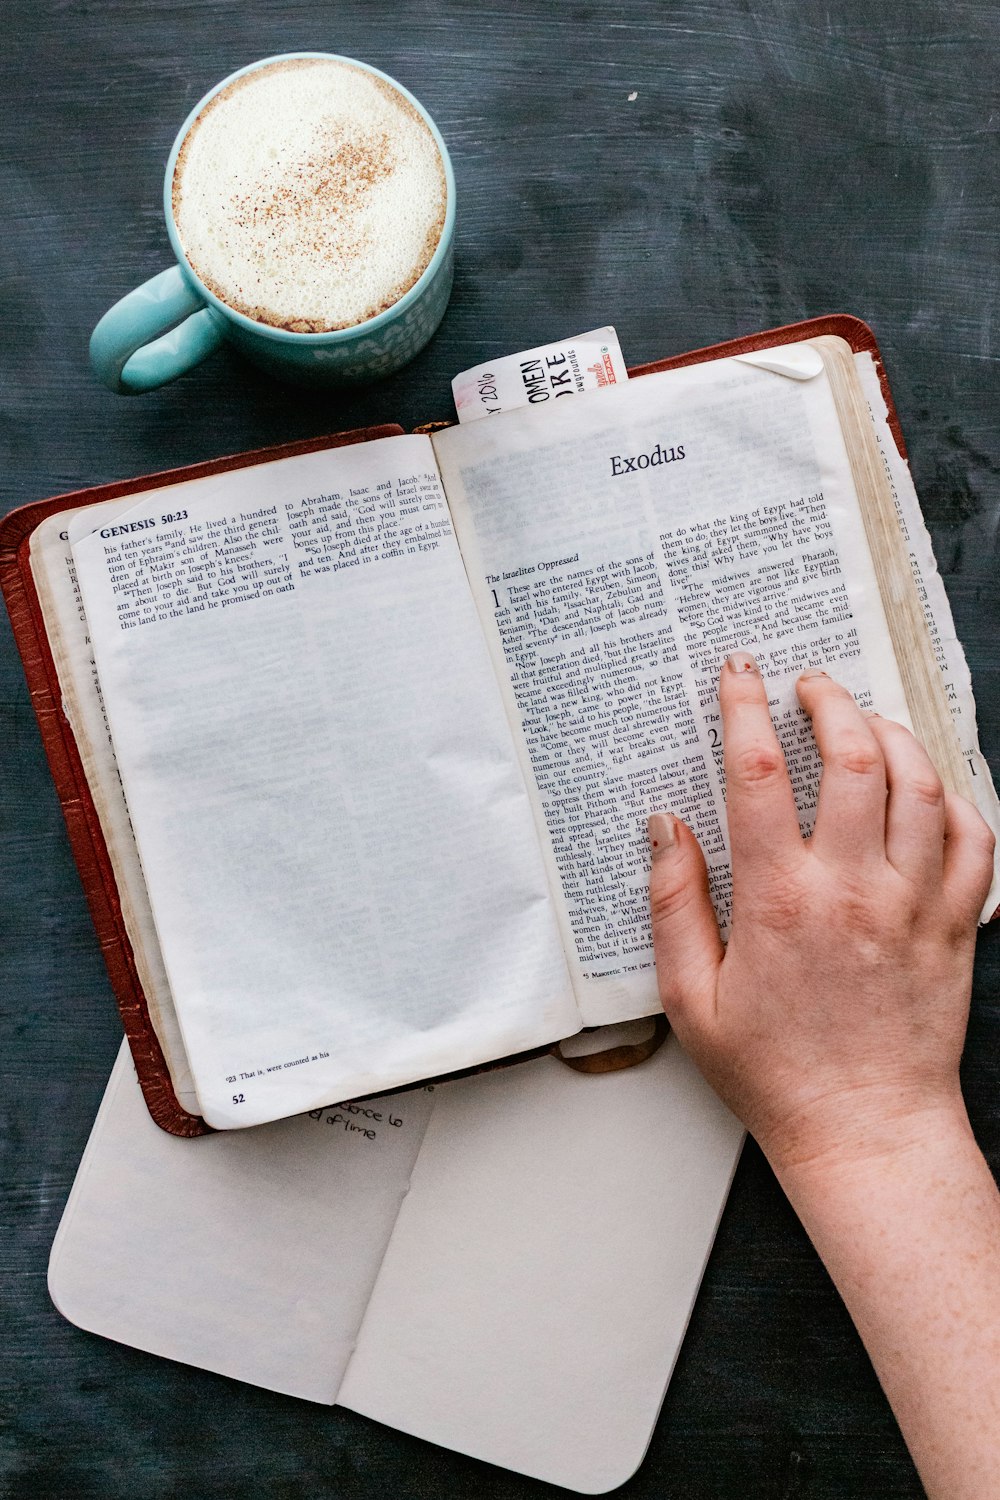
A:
90;266;226;394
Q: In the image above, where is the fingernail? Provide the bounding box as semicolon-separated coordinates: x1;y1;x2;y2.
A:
799;667;828;679
647;812;677;859
726;651;759;675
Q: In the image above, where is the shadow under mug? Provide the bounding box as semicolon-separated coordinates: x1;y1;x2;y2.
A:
90;53;456;394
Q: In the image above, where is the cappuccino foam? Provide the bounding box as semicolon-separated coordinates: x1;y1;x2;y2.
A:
172;58;447;332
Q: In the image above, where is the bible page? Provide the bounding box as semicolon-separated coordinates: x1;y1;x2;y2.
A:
69;435;579;1128
433;349;911;1026
30;506;197;1111
854;352;1000;918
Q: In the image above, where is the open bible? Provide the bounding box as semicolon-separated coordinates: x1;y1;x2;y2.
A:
4;318;998;1132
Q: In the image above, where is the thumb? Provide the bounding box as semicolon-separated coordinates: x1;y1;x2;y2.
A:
647;813;724;1025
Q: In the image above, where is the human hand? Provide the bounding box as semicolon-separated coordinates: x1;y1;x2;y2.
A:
648;652;995;1176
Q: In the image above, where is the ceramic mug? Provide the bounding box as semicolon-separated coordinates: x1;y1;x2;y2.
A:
90;53;456;394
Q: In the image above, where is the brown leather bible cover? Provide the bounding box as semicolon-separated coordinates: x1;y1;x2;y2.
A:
0;316;913;1135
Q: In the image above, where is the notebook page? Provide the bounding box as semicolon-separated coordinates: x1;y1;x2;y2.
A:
48;1043;435;1403
339;1038;744;1493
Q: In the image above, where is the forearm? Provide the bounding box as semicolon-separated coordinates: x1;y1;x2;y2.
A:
773;1109;1000;1500
649;661;999;1491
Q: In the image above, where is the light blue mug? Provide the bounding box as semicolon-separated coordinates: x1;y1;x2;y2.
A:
90;53;456;394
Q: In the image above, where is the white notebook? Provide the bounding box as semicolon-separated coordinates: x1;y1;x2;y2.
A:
50;1033;743;1493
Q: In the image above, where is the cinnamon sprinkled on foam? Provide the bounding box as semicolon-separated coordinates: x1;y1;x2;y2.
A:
172;58;447;332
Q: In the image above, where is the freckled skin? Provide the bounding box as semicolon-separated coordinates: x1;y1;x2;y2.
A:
649;660;1000;1500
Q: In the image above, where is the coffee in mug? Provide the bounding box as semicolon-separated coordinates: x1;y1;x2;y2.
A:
171;56;448;334
90;53;455;393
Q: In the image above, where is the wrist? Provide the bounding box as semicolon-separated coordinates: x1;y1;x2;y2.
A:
767;1091;979;1215
760;1084;974;1192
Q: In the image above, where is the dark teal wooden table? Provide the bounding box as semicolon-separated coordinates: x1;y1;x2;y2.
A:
2;3;998;1495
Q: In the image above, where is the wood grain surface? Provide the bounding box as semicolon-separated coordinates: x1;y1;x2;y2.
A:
1;3;998;1497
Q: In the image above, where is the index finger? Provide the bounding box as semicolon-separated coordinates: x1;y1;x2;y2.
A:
720;651;802;874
